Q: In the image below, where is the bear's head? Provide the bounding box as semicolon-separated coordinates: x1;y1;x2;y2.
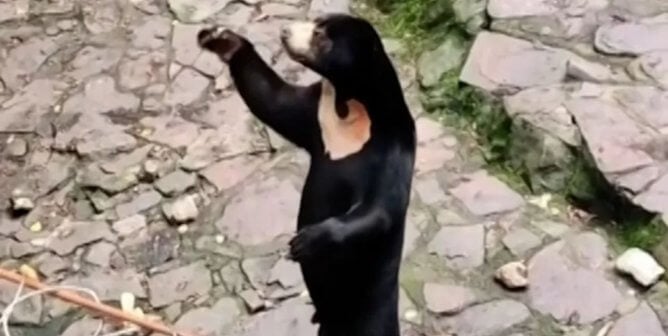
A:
281;14;387;92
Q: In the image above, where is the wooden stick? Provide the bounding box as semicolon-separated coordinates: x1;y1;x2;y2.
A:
0;268;195;336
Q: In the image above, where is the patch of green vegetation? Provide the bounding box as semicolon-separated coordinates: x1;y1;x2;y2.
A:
359;0;666;251
356;0;470;55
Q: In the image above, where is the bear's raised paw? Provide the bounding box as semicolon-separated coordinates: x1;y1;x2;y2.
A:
197;27;245;62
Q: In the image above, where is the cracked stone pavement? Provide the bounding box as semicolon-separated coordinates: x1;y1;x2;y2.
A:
0;0;667;335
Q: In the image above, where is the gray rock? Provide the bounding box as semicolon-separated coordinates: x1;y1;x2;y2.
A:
451;171;525;216
66;46;123;81
36;254;70;277
47;220;112;256
168;0;231;23
148;261;213;307
428;224;485;270
487;0;560;18
261;3;302;18
0;79;63;132
502;228;542;256
528;232;622;323
217;178;300;246
240;289;265;313
174;297;241;336
436;300;530;336
200;156;263;191
155;170;197;196
414;177;447;205
62;269;146;301
116;190;163;219
308;0;349;18
82;0;120;34
80;167;139;195
596;22;668;56
403;209;429;259
117;229;179;271
118;51;168;90
423;283;477;314
1;37;59;89
611;0;668;17
112;214;147;236
460;32;567;92
417;36;466;87
268;258;303;288
10;241;42;258
0;1;28;23
0;279;43;324
220;262;247;294
162;195;199;223
452;0;487;34
172;23;206;66
6;138;28;157
495;261;529;289
531;220;571;238
503;85;579;146
60;318;104;336
132;15;172;50
101;146;152;174
224;298;317;336
165;68;209;106
11;196;34;212
131;0;162;14
608;303;666;336
242;256;279;290
85;242;116;267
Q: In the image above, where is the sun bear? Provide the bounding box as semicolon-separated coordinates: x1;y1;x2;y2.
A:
198;14;416;336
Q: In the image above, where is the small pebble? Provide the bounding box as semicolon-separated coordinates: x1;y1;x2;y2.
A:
240;289;265;313
162;195;199;224
615;248;665;287
57;19;77;30
12;196;35;212
177;224;188;234
6;138;28;157
45;26;60;36
143;159;160;177
215;235;225;244
29;221;43;232
495;261;529;289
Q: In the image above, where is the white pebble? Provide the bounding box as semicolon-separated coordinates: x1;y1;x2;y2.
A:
177;224;188;234
615;248;665;287
494;261;529;289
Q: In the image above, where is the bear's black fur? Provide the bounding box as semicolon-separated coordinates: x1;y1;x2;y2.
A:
198;14;416;336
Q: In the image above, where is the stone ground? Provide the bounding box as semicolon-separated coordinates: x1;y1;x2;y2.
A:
0;0;667;336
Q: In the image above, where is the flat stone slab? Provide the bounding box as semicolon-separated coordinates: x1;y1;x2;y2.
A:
596;22;668;56
608;303;667;336
435;300;531;336
528;232;622;324
460;32;568;92
428;224;485;270
451;171;525;216
148;261;213;307
224;298;317;336
216;177;300;246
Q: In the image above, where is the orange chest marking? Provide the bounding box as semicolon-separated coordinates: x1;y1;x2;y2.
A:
317;80;371;160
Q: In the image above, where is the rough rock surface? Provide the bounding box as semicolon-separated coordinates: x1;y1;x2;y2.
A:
1;0;667;335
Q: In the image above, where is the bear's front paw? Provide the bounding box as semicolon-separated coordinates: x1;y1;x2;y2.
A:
288;219;344;263
197;27;245;63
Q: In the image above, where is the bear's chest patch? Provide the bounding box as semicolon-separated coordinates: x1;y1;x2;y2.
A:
318;80;371;160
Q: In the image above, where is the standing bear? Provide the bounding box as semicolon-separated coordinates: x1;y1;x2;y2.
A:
198;13;416;336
